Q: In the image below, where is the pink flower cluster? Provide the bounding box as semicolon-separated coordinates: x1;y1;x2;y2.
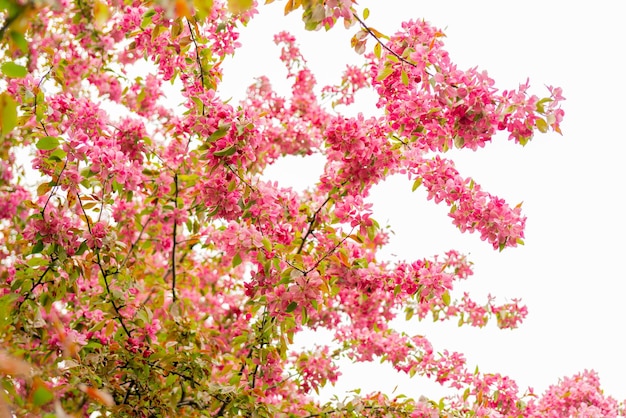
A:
414;156;526;250
321;64;370;107
527;370;621;417
371;19;564;152
3;1;606;416
323;114;398;194
292;346;341;394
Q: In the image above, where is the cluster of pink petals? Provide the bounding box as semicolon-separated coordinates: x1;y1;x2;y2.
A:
3;1;614;417
413;155;526;250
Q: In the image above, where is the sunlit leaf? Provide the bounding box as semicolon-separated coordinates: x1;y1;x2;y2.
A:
442;291;451;306
401;68;409;86
1;62;27;78
213;144;236;157
232;253;242;267
535;117;548;133
227;0;253;13
32;387;54;407
93;0;110;30
0;93;17;136
376;66;394;81
208;124;231;142
36;136;60;150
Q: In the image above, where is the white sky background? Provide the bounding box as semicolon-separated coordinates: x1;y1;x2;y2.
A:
218;1;626;404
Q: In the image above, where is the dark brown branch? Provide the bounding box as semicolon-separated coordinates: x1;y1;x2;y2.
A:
119;201;158;270
96;176;108;223
306;226;355;275
186;19;206;115
352;13;414;65
171;173;179;301
297;195;333;254
0;7;21;41
41;159;67;218
17;260;56;309
77;194;131;337
33;67;53;136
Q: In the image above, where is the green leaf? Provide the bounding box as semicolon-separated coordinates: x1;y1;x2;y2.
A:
10;31;29;54
376;66;394;81
227;0;253;13
26;257;48;267
33;386;54;406
32;240;44;254
442;290;451;306
213;145;236;157
229;373;241;385
373;42;382;59
141;9;156;28
262;236;272;252
208;124;230;142
193;0;214;20
232;253;242;268
165;373;177;387
401;68;409;86
35;91;45;122
48;148;67;161
393;284;401;297
405;307;414;321
535;97;553;114
363;8;369;20
231;334;248;346
75;241;88;256
535;118;548;133
1;61;27;78
36;136;60;150
0;92;17;136
285;301;297;313
411;178;422;191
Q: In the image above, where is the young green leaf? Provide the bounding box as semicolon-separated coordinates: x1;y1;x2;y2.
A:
213;145;236;157
0;92;17;136
208;124;231;142
36;136;60;150
1;62;28;78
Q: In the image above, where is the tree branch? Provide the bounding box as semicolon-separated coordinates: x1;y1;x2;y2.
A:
351;13;415;66
297;195;333;254
77;194;132;337
187;19;206;115
171;173;179;302
306;226;355;274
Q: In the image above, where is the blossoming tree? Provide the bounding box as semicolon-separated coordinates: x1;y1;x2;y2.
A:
0;0;621;416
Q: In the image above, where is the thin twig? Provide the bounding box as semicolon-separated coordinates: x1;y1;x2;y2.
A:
186;19;206;115
97;177;108;223
171;173;179;301
352;12;415;67
306;226;355;274
119;201;158;270
33;67;53;136
77;194;132;337
17;261;56;309
297;195;333;254
41;160;68;218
